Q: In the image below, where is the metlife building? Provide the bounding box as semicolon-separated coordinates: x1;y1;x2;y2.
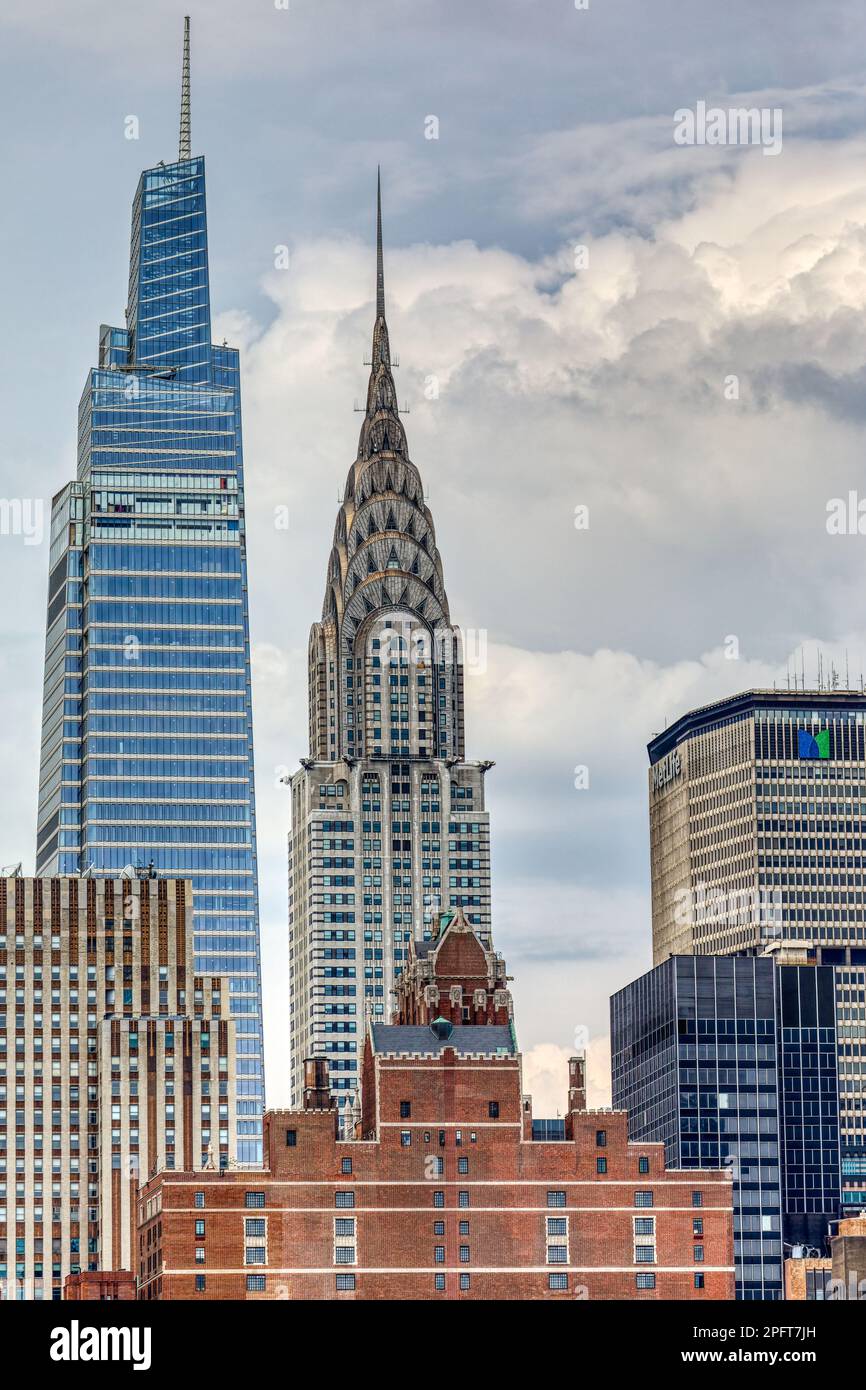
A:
646;688;866;1213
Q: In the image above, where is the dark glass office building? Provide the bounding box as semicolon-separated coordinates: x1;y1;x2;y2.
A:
611;955;841;1300
34;34;263;1161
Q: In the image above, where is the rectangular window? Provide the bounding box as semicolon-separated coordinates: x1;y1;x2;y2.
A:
633;1217;654;1236
245;1192;265;1209
547;1245;568;1264
433;1191;445;1208
546;1218;567;1236
548;1272;568;1291
693;1218;703;1236
434;1221;445;1236
692;1191;703;1208
246;1274;266;1292
245;1247;266;1265
194;1192;205;1209
459;1245;470;1263
596;1129;606;1147
634;1245;656;1264
488;1101;499;1119
286;1129;297;1147
547;1191;566;1208
341;1158;353;1175
694;1245;705;1263
638;1157;649;1174
195;1247;205;1264
245;1219;266;1238
457;1157;468;1174
335;1192;355;1208
596;1157;607;1174
400;1100;411;1118
459;1273;470;1291
194;1219;205;1238
636;1273;656;1290
335;1247;356;1265
336;1274;356;1291
634;1191;654;1208
458;1191;470;1209
434;1273;445;1291
434;1246;445;1264
400;1130;411;1147
335;1219;355;1237
194;1274;206;1292
694;1273;705;1290
459;1220;469;1237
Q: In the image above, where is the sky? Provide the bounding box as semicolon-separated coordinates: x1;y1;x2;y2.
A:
4;0;866;1113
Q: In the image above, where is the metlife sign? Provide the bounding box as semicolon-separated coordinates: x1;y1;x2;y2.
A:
652;749;682;795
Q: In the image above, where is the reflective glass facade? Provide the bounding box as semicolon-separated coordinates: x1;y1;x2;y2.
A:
612;955;842;1300
35;156;263;1162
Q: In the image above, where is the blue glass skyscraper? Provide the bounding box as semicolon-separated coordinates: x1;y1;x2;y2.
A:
35;20;263;1162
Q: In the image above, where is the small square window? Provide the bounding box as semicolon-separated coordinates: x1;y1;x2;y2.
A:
434;1273;445;1291
636;1273;656;1290
547;1217;567;1236
459;1273;470;1291
335;1192;355;1209
547;1191;566;1208
286;1129;297;1148
547;1245;568;1264
335;1219;355;1237
245;1192;265;1209
245;1219;266;1238
335;1246;355;1265
245;1246;266;1265
634;1245;655;1264
488;1101;499;1119
336;1274;356;1291
634;1191;653;1208
246;1274;266;1293
548;1272;568;1291
634;1217;654;1236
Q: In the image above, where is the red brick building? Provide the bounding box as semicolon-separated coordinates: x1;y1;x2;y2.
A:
135;910;735;1299
64;1270;137;1301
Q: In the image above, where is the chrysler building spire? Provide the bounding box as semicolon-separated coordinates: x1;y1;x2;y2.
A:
287;170;495;1111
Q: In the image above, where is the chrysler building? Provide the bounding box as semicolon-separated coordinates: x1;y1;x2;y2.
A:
287;177;494;1107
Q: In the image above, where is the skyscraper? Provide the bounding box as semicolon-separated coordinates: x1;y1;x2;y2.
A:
287;177;494;1108
646;688;866;1212
34;20;263;1161
0;874;234;1300
611;953;841;1300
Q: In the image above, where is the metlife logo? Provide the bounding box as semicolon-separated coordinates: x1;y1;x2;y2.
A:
652;748;682;794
